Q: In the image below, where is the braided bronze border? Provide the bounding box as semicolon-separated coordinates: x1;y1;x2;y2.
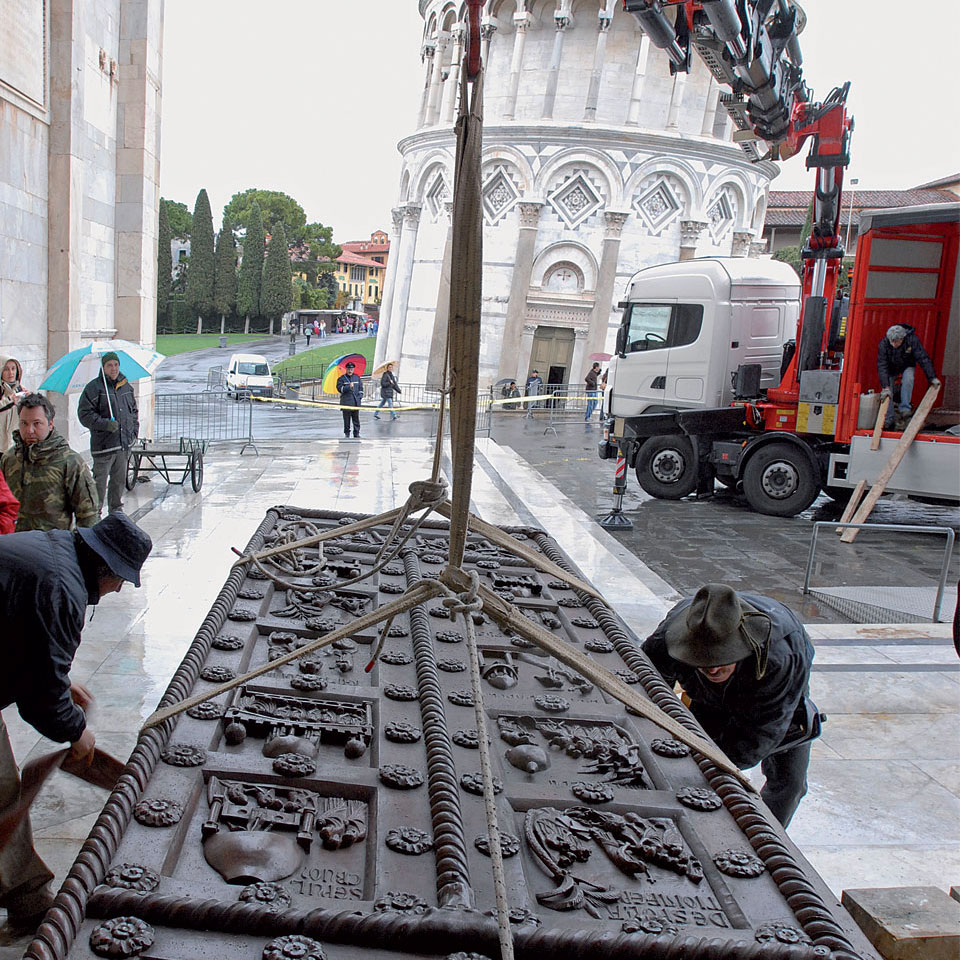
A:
531;532;863;960
25;510;282;960
403;549;473;907
85;889;832;960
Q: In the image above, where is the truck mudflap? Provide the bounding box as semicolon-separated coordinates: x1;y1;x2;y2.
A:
620;406;751;439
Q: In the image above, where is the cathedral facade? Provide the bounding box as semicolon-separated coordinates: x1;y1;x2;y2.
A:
375;0;779;388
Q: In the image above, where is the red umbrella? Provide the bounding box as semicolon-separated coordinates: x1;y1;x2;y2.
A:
589;352;612;362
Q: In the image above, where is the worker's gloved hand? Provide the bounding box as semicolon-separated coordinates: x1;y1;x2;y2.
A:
105;420;120;432
931;378;942;388
880;387;893;400
69;727;96;766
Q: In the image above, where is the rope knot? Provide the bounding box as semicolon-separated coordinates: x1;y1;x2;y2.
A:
440;569;482;618
407;478;448;510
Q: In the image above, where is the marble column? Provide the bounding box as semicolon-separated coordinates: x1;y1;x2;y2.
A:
373;207;405;370
701;78;721;136
583;4;614;121
679;219;706;261
426;201;455;386
570;326;590;385
417;41;436;128
503;12;531;121
384;204;422;370
424;33;449;127
666;70;686;129
542;11;571;120
516;323;538;384
498;201;543;381
586;211;629;360
731;231;754;257
626;35;651;125
480;18;497;64
440;25;464;125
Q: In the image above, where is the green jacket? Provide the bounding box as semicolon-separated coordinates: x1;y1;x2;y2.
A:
0;430;99;532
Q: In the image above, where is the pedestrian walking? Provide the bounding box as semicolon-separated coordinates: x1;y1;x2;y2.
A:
642;584;817;827
318;320;326;339
0;355;27;453
77;352;139;517
305;325;312;347
374;364;401;420
0;512;152;933
1;393;98;532
524;369;543;419
584;362;601;420
337;361;363;439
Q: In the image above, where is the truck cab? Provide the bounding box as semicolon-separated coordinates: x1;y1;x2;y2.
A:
608;258;799;420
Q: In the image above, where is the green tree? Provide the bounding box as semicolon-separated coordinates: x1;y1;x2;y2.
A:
213;215;237;333
157;201;172;330
318;270;338;304
185;188;216;333
772;199;815;279
236;201;264;332
291;278;304;311
160;198;193;239
303;222;341;261
224;189;307;242
260;222;292;332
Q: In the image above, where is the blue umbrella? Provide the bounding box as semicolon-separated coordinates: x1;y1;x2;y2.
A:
39;339;164;394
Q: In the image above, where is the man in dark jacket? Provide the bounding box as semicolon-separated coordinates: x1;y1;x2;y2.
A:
374;364;401;421
0;513;152;929
1;394;98;532
78;352;139;517
584;362;601;420
642;584;815;827
337;361;363;439
877;324;940;429
524;369;543;419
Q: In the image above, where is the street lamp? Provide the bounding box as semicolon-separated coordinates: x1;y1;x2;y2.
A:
844;178;860;252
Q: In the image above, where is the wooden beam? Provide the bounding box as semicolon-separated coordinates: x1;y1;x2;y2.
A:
840;383;941;542
870;396;891;451
836;479;867;535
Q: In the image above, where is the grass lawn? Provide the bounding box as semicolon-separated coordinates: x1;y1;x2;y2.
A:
156;333;267;356
273;337;377;380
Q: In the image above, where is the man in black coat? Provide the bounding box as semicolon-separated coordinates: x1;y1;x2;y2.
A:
642;584;815;827
0;513;152;930
78;352;139;516
374;364;401;421
337;361;363;439
877;324;940;429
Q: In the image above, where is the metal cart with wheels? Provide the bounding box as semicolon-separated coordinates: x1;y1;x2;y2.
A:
125;437;206;492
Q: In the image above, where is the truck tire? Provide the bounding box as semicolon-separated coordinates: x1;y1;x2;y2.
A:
635;436;698;500
742;442;820;517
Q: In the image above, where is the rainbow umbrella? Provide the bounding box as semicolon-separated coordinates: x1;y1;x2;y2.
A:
321;353;367;395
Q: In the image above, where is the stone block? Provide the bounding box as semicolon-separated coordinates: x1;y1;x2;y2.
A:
841;886;960;960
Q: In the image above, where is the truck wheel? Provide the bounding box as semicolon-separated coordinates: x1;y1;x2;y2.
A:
635;436;698;500
742;442;820;517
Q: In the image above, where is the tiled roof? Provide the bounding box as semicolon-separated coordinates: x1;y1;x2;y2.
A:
764;189;956;227
336;250;386;269
913;173;960;191
342;241;390;254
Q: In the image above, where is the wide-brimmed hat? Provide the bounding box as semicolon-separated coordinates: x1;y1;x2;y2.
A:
77;513;153;587
664;584;771;675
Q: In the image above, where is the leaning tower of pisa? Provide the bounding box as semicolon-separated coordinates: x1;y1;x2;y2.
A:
375;0;780;388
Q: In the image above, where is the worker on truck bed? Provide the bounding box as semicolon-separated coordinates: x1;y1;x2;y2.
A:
642;584;815;828
878;324;940;431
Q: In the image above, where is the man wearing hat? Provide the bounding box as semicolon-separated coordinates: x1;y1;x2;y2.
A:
0;512;152;930
642;584;815;827
524;369;543;419
336;361;364;439
877;324;940;430
78;352;140;516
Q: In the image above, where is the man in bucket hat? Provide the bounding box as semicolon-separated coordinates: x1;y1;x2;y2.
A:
0;513;152;932
642;584;815;827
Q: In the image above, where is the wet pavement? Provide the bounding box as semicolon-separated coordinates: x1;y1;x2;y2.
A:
1;348;957;952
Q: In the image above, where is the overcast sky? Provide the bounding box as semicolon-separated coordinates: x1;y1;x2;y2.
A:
159;1;958;240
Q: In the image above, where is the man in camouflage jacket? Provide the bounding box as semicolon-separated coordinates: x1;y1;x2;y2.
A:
0;393;98;532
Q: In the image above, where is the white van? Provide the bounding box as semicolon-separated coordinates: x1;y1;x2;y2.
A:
225;353;274;399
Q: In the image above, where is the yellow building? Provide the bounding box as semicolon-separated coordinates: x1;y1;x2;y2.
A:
334;250;386;312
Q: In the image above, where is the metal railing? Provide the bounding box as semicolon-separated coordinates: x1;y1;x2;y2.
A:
206;366;224;391
803;521;956;622
154;391;257;454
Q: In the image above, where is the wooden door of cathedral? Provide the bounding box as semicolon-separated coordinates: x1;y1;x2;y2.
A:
529;325;574;384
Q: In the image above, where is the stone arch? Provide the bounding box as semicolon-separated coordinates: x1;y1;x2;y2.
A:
399;168;412;203
752;194;767;231
702;178;746;242
411;152;454;201
624;157;702;218
425;10;438;41
704;172;752;229
531;241;600;294
482;144;534;194
536;147;623;209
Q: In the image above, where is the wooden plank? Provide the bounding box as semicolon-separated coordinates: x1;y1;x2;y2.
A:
840;383;941;542
836;479;867;535
871;396;891;450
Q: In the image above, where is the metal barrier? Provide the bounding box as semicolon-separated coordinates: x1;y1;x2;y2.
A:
803;521;956;623
206;366;224;391
154;391;257;454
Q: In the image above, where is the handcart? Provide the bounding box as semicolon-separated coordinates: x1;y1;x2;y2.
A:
125;437;206;492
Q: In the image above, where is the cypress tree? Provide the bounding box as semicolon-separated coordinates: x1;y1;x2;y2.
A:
157;201;172;330
185;188;216;333
237;201;264;333
214;216;237;334
260;222;292;334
